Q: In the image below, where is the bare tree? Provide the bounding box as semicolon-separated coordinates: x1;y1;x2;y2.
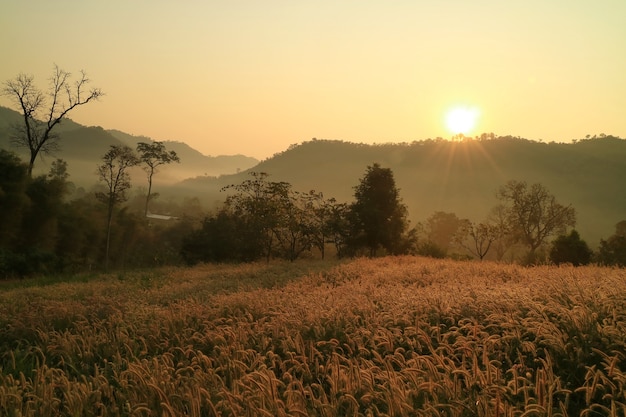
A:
1;65;104;176
455;220;500;261
497;180;576;263
96;145;139;271
136;141;180;216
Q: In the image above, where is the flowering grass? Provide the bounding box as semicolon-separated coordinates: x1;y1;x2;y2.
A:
1;257;625;416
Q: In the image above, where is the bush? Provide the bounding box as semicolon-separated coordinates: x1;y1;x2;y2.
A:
0;249;58;279
417;241;446;259
549;230;592;266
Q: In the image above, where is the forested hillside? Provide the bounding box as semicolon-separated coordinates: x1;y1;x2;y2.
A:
174;136;626;247
2;98;624;263
0;106;258;186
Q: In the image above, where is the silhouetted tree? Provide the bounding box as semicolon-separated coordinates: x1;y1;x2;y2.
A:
549;230;592;266
136;141;180;216
222;172;292;262
20;163;70;251
497;180;576;263
55;197;105;272
0;150;29;249
181;209;254;264
96;145;139;271
325;200;351;258
598;221;626;267
485;204;515;261
456;220;500;261
348;163;410;256
1;65;103;176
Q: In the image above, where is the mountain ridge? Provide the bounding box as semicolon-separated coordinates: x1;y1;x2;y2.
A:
0;106;260;186
170;136;626;247
1;105;624;247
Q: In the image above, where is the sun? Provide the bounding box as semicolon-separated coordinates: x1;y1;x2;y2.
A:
445;106;480;136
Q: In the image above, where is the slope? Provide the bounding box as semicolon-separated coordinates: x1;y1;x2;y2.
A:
175;137;626;246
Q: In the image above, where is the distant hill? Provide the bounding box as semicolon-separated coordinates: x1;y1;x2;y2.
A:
173;136;626;247
0;106;259;187
2;105;623;246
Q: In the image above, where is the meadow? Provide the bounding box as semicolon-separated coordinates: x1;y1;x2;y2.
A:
0;257;625;416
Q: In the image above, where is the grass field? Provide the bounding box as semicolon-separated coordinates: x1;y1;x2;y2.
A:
1;257;625;416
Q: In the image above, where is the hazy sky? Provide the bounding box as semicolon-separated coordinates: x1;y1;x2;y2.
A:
2;1;625;159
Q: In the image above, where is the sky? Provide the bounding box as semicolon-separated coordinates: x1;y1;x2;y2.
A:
1;1;625;159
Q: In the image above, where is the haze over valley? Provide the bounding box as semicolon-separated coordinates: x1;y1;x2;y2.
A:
2;105;623;248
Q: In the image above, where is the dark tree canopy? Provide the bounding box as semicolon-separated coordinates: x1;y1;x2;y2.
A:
182;172;342;264
549;230;592;266
0;150;29;248
348;163;410;256
598;221;626;267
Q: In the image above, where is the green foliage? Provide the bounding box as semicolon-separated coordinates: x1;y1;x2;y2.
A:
549;230;592;266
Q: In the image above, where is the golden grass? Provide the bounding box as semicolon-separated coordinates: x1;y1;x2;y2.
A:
1;257;625;416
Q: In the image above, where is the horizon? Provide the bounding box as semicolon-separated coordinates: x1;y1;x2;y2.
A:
2;1;625;160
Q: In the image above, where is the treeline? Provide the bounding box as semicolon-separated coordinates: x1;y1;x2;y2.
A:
181;165;414;264
0;149;197;277
1;150;625;278
181;168;402;263
181;166;626;267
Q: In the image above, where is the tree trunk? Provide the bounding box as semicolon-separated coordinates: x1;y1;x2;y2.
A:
144;172;153;217
105;201;114;271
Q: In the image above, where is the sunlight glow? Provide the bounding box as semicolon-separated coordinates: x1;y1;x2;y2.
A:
445;106;480;136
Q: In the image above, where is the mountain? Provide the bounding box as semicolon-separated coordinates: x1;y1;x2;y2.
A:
0;106;259;187
2;105;623;246
173;136;626;247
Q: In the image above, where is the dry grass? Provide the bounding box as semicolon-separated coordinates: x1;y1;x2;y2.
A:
1;257;625;416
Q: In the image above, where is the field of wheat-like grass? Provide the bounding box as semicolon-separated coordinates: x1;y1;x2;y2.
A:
0;256;625;416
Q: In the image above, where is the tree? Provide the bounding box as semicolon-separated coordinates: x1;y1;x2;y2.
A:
96;145;139;270
20;163;71;252
598;221;626;267
423;211;465;255
348;163;410;256
485;204;515;261
0;150;29;248
181;209;253;264
324;200;351;258
2;65;103;176
549;230;592;266
456;220;500;260
222;172;291;262
497;180;576;263
136;141;180;216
